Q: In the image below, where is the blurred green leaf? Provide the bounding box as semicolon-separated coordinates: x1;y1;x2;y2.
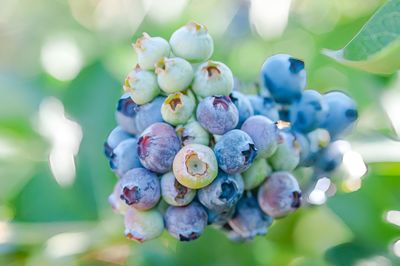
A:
323;0;400;74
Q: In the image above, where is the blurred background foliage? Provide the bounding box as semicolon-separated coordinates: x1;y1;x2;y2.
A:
0;0;400;265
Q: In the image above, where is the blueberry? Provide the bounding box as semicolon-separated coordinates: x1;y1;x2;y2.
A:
173;144;218;189
169;22;214;63
161;172;196;206
228;195;273;239
315;140;350;172
115;93;140;134
134;96;165;134
175;121;210;146
247;95;280;122
268;130;300;171
242;158;271;190
229;91;254;127
120;168;161;210
260;54;306;104
104;126;132;159
257;171;302;218
124;207;164;243
108;181;129;215
290;90;328;133
321;91;358;139
196;96;239;135
123;65;160;105
155;57;194;94
137;122;181;173
241;115;279;159
164;201;208;241
207;207;235;226
133;33;170;70
110;138;142;177
214;129;257;174
161;92;195;126
192;61;234;97
276;104;291;122
198;172;244;213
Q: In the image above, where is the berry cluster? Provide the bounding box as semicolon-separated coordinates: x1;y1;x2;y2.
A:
104;22;358;243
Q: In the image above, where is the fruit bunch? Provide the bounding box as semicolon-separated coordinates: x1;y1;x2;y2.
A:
104;22;358;242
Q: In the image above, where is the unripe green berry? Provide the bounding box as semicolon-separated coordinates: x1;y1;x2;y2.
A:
161;92;195;126
192;61;234;98
176;121;210;146
155;57;193;94
123;65;160;105
169;22;214;62
133;33;170;70
242;159;272;190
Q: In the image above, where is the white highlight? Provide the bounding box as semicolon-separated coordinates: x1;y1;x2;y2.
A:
38;97;82;187
342;151;367;179
40;38;83;81
250;0;292;39
0;221;11;244
386;210;400;227
308;177;331;205
143;0;188;24
45;232;90;258
393;240;400;257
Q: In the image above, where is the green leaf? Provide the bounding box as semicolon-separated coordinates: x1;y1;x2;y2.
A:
323;0;400;74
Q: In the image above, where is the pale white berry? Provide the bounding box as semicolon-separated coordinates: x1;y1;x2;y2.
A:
155;57;194;94
133;33;170;70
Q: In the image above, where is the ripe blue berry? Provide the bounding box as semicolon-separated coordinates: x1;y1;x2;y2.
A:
198;172;244;213
109;138;142;178
241;115;279;159
196;96;239;135
104;126;132;159
247;95;280;122
161;172;196;206
207;207;235;226
321;91;358;139
120;168;161;210
315;140;350;172
260;54;306;104
230;91;254;127
115;93;140;135
134;96;165;134
258;171;301;218
228;195;273;239
137;122;181;173
290;90;328;133
164;201;208;241
214;129;257;174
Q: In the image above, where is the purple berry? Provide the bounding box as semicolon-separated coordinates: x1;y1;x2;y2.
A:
196;96;239;135
164;201;208;241
161;172;196;206
120;168;161;210
137;122;181;173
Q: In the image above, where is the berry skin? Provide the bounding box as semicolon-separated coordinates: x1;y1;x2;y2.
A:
207;207;235;226
104;126;132;159
164;201;208;241
169;22;214;63
247;95;280;122
137;122;181;173
161;92;195;126
260;54;306;104
123;65;160;105
268;130;300;171
229;91;254;127
161;172;196;206
120;168;161;210
133;33;170;70
192;61;234;97
124;207;164;243
173;144;218;189
228;195;273;239
176;121;210;146
196;96;239;135
257;171;302;218
155;57;194;94
134;96;165;134
241;115;279;159
198;172;244;213
214;129;257;174
290;90;328;133
321;91;358;139
109;138;142;178
108;181;129;215
315;140;350;172
242;158;272;190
